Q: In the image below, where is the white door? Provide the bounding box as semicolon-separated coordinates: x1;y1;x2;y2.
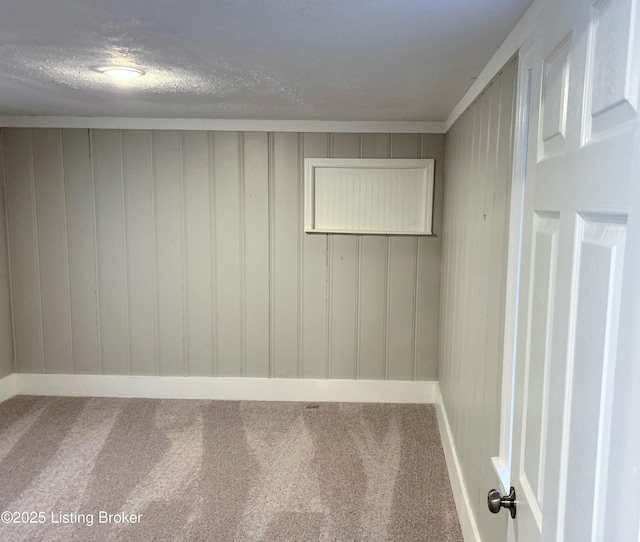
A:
505;0;640;540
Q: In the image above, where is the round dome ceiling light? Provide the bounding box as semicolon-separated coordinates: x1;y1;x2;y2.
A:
96;66;145;81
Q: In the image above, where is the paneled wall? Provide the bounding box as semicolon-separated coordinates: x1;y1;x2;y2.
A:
439;59;517;541
0;133;14;378
1;128;444;379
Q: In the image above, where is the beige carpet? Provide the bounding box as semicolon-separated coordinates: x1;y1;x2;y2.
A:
0;396;463;542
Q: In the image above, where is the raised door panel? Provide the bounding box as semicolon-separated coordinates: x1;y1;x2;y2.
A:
540;37;572;159
585;0;640;140
520;214;559;529
561;216;626;541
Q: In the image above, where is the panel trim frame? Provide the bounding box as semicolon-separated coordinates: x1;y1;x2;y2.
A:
304;158;435;235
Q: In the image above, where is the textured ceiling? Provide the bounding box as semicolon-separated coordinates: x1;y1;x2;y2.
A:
0;0;533;121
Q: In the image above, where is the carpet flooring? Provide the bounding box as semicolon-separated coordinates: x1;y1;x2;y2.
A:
0;396;463;542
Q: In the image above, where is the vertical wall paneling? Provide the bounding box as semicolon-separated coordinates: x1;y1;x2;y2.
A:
386;237;418;380
301;133;328;379
355;132;364;379
471;78;501;521
152;131;185;375
272;132;300;378
5;129;44;373
0;131;15;377
123;130;157;375
182;131;214;376
243;132;270;377
213;132;243;376
297;133;305;379
358;134;391;380
209;133;218;376
32;129;73;374
328;133;360;379
268;133;275;377
461;83;490;501
329;236;358;379
462;99;484;477
413;136;423;381
387;134;421;380
61;129;100;374
239;134;247;376
478;64;517;538
325;134;333;379
415;134;445;380
91;130;130;375
357;233;387;379
391;133;421;159
440;59;517;542
4;128;445;382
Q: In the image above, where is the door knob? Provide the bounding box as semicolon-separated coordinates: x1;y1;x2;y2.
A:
487;486;517;518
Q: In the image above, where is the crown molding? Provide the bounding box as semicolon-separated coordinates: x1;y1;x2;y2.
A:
0;116;446;134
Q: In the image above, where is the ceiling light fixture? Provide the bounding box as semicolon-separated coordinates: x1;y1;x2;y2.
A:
96;66;145;81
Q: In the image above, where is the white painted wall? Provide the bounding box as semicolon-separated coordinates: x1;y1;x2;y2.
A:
1;128;444;380
0;132;14;378
439;59;517;542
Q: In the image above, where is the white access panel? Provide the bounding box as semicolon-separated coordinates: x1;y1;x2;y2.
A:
304;158;434;235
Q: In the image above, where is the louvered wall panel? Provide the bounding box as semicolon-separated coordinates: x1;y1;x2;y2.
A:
1;128;444;381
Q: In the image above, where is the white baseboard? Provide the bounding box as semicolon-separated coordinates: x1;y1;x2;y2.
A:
3;373;436;404
0;373;17;403
435;384;482;542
